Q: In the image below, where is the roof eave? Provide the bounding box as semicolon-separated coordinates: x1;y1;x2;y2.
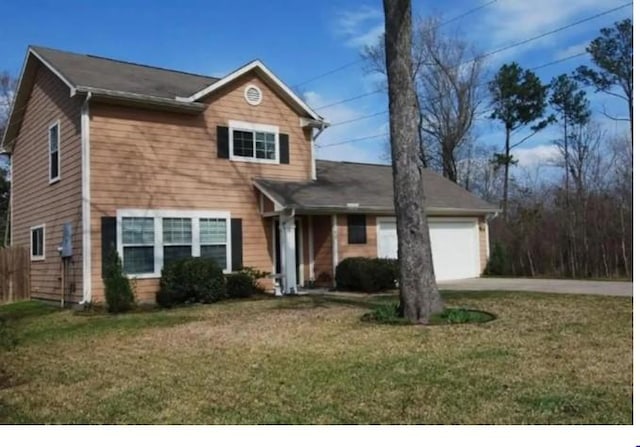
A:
78;87;206;113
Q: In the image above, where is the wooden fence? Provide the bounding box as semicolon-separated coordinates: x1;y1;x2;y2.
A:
0;246;30;303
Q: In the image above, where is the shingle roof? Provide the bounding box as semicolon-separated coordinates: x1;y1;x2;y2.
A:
32;46;218;99
255;160;499;214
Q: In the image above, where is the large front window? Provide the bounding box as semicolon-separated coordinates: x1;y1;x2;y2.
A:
229;120;279;163
118;210;231;277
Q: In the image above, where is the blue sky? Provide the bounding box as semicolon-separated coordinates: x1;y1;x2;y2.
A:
1;0;632;175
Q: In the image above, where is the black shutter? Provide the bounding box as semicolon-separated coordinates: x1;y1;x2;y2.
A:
101;216;117;278
279;133;289;164
348;214;367;244
231;218;243;271
217;126;229;159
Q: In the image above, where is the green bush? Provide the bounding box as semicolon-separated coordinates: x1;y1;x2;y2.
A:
335;257;398;293
226;272;254;298
361;302;408;325
484;242;508;276
240;266;270;293
103;248;135;313
157;257;226;307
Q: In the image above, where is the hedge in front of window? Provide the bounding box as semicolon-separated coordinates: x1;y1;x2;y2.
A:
157;257;226;307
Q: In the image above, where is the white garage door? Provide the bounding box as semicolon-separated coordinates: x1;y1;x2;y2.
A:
377;217;480;281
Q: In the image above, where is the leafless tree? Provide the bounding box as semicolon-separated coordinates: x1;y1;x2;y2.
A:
0;72;16;246
383;0;442;324
364;16;484;183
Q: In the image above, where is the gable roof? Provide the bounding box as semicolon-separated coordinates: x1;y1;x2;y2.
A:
31;46;219;99
254;160;499;215
1;46;326;152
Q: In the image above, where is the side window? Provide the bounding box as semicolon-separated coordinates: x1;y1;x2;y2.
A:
347;214;367;244
49;122;60;182
31;225;45;260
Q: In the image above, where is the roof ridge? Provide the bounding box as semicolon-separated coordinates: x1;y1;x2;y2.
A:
317;159;391;168
30;45;219;81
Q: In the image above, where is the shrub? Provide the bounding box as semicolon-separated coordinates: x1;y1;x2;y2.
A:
226;272;254;298
240;266;270;293
484;242;508;276
103;248;135;313
157;257;226;307
335;257;398;293
361;302;408;325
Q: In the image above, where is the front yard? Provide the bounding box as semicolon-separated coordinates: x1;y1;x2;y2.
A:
0;291;632;424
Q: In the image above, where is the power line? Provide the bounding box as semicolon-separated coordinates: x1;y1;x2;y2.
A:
316;51;589;149
293;0;499;88
313;3;631;111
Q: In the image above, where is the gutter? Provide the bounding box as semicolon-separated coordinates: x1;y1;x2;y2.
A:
75;87;205;113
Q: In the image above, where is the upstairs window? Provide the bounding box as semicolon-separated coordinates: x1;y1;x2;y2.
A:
49;122;61;182
347;214;367;244
229;120;279;163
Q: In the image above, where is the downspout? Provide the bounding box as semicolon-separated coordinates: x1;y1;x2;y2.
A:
311;122;328;181
79;92;92;305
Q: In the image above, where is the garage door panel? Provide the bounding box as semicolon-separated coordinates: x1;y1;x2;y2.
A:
376;217;480;281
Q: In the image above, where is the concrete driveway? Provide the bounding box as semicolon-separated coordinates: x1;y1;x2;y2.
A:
438;277;632;297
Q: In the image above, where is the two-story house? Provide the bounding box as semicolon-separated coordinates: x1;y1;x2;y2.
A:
1;46;498;304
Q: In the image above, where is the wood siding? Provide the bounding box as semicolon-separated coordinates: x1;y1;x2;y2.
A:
11;65;83;301
89;72;312;301
312;215;333;286
337;215;378;259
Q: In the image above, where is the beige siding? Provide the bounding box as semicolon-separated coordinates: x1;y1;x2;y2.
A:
312;215;333;286
89;72;313;302
337;214;378;259
11;66;83;301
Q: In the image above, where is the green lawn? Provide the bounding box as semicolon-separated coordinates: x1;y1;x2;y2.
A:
0;291;632;424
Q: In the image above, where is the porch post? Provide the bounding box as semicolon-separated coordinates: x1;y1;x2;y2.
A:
279;215;298;294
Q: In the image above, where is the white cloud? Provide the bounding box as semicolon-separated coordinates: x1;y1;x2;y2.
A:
553;40;591;60
512;144;562;168
334;6;384;48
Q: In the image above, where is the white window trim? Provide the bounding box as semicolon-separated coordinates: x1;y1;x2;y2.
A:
228;120;280;164
48;120;61;184
116;209;232;279
30;224;46;261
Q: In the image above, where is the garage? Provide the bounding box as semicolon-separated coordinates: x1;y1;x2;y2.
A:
377;217;481;281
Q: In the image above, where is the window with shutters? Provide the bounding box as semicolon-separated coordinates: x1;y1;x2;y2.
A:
117;210;232;278
30;224;45;261
228;120;279;163
48;121;61;183
347;215;367;244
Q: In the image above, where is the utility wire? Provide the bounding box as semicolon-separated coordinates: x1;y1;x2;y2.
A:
293;0;499;88
316;51;588;149
313;3;631;111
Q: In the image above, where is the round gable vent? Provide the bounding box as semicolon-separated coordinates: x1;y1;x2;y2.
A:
244;85;263;105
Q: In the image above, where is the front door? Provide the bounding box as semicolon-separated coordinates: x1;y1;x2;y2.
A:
273;218;301;286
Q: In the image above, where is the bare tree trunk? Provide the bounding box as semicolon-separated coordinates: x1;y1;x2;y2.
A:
383;0;443;323
620;207;629;277
502;129;510;217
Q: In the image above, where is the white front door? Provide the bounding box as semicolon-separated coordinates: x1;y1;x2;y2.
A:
376;217;481;281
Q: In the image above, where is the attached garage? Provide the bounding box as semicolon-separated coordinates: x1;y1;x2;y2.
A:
377;217;482;281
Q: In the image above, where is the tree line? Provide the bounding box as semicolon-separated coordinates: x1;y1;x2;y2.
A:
365;17;632;280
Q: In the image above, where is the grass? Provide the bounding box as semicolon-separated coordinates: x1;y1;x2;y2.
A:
0;291;632;424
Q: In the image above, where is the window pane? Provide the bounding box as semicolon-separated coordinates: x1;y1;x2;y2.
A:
49;125;59;153
163;218;192;244
50;151;59;179
255;132;276;160
122;217;154;245
201;245;227;270
123;246;154;274
232;130;254;157
32;228;43;256
163;246;192;267
200;218;226;244
347;214;367;244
